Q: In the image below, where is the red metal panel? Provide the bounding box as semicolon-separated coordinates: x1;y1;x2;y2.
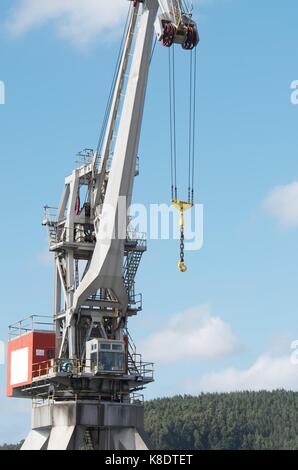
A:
7;331;55;397
32;332;55;379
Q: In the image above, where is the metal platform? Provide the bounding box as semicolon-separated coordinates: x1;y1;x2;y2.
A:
8;316;154;401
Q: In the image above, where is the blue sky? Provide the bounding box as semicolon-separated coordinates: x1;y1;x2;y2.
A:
0;0;298;444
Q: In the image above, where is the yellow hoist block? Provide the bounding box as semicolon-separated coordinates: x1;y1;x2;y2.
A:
172;199;193;272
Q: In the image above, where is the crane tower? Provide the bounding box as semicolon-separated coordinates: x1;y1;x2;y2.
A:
6;0;199;450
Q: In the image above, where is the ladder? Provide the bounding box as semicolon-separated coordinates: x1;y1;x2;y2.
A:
123;250;143;300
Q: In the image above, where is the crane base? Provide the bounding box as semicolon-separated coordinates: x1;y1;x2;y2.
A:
21;400;150;450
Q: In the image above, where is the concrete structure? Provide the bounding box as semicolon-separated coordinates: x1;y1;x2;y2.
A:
22;401;148;450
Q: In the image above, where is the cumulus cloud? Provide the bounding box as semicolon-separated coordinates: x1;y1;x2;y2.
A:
5;0;218;47
6;0;128;47
263;181;298;228
184;354;298;393
142;304;240;364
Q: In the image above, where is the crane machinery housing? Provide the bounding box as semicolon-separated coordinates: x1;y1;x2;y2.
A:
6;0;199;450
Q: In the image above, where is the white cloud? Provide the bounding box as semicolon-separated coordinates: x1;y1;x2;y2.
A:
5;0;221;47
263;181;298;228
142;304;240;364
185;354;298;393
6;0;128;47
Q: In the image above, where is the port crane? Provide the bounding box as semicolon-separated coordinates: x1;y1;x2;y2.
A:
7;0;199;450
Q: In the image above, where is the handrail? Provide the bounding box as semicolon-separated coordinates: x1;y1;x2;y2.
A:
9;315;54;339
32;391;144;406
32;357;154;380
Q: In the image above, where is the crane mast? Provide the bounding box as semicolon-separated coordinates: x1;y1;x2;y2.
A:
7;0;199;450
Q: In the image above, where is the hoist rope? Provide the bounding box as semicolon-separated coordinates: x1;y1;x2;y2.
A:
96;5;132;158
191;47;197;204
168;48;174;200
172;47;178;201
169;47;178;201
169;45;197;205
181;0;193;14
188;49;193;203
188;47;197;204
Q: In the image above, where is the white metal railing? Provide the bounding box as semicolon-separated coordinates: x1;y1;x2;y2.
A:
75;148;94;166
32;355;154;381
9;315;54;339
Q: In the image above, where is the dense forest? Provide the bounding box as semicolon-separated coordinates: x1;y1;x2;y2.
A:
144;390;298;450
1;391;298;450
0;441;23;450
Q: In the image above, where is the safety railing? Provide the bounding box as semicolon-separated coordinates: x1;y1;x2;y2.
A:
128;353;154;380
32;358;91;379
46;225;145;248
9;315;54;339
128;293;143;310
32;391;145;405
43;206;67;247
124;327;137;355
32;356;154;381
75;148;94;166
43;205;59;225
45;225;96;247
131;392;144;405
43;206;147;249
126;226;147;245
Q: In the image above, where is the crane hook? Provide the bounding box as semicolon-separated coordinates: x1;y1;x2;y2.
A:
172;200;193;272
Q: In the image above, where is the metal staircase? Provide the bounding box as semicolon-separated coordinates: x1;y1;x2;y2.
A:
124;251;143;299
123;232;147;301
124;328;140;376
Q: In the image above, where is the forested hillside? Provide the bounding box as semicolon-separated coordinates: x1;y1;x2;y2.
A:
1;391;297;450
0;441;23;450
144;390;298;450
